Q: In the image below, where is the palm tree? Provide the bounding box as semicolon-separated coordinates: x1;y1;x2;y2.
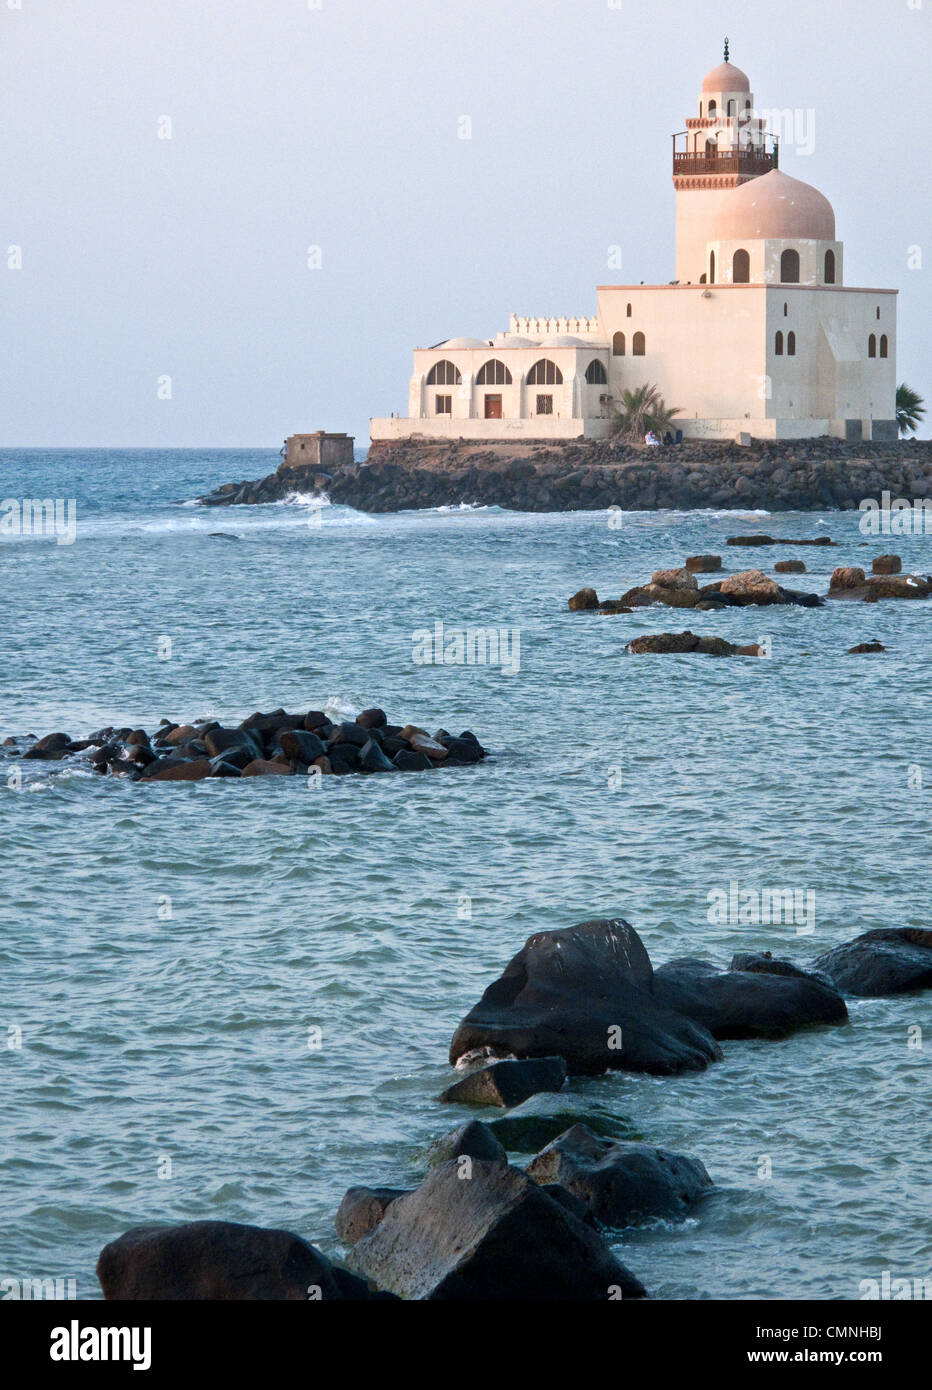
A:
609;384;682;442
896;383;926;437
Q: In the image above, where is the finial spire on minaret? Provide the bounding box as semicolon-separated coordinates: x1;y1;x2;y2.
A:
724;37;729;62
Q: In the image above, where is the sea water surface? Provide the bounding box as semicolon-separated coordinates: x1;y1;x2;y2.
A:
1;448;930;1300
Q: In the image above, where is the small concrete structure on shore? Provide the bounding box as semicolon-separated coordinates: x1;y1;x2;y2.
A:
283;431;354;470
371;49;897;445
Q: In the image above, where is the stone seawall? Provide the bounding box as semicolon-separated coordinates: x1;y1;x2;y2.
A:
198;437;932;514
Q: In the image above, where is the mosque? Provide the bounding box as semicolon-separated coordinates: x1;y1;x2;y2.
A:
370;48;897;444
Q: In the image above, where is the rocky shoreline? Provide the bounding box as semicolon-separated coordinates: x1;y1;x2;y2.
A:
196;437;932;514
93;916;932;1300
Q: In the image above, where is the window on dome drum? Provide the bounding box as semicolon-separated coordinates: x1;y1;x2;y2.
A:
868;335;877;358
775;332;784;355
880;335;889;358
527;359;562;385
787;332;796;356
732;249;750;283
626;303;632;318
784;302;788;316
435;395;452;415
632;332;646;356
426;359;461;386
745;100;752;112
824;249;836;284
585;359;608;385
876;306;881;319
476;358;512;385
709;250;716;284
708;99;717;116
536;394;553;415
728;100;737;116
780;249;800;283
612;332;625;356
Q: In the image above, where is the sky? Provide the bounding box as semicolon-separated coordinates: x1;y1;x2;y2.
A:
0;0;929;446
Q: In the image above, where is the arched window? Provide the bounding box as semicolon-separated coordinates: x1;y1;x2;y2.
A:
780;249;800;283
585;359;608;384
699;273;707;284
527;358;562;385
868;335;877;358
632;332;646;356
745;100;752;112
426;359;461;386
476;358;512;385
626;303;632;318
880;335;889;358
705;138;717;156
727;99;736;117
709;250;716;284
732;249;750;283
775;332;784;356
824;249;836;284
612;332;625;356
787;331;796;356
708;99;717;117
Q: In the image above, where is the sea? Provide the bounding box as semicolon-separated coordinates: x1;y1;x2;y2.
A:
1;447;930;1300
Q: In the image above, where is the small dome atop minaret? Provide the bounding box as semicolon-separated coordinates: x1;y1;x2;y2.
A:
702;60;750;93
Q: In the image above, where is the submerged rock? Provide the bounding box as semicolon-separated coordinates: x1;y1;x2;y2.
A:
97;1220;381;1300
427;1120;508;1166
685;554;722;572
449;917;722;1077
526;1123;712;1228
847;640;886;654
871;555;901;574
828;566;932;601
726;534;835;546
438;1056;567;1108
626;630;760;657
344;1160;646;1300
568;587;601;611
774;558;806;573
812;929;932;997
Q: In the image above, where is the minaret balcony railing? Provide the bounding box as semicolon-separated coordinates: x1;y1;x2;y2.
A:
672;149;777;176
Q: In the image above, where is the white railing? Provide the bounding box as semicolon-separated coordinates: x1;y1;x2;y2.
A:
508;314;601;338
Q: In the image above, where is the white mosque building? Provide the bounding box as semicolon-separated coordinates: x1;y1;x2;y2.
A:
370;51;898;445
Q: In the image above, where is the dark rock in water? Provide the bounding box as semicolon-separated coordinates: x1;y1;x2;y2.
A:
97;1220;381;1300
241;759;294;777
358;737;398;773
439;1057;567;1108
125;744;157;767
126;729;150;747
304;710;330;731
345;1160;646;1300
208;532;239;540
847;640;886;654
278;728;328;763
626;630;759;657
204;727;263;761
328;743;361;773
538;1183;600;1228
428;1120;508;1166
335;1188;410;1247
143;757;213;782
652;957;847;1039
438;735;484;763
812;929;932;997
729;951;816;981
568;587;601;611
774;559;806;573
205;742;254;770
685;554;722;572
726;534;834;546
526;1124;712;1228
393;749;433;772
156;723;199;747
208;758;242;778
488;1102;628;1154
356;707;388;729
450;918;722;1077
23;732;72;760
872;554;901;574
329;721;371;748
238;710;304;737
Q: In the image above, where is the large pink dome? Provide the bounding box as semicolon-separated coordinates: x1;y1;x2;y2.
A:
714;169;836;241
702;61;750;93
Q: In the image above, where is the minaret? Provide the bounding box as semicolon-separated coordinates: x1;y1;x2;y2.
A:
672;42;776;283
